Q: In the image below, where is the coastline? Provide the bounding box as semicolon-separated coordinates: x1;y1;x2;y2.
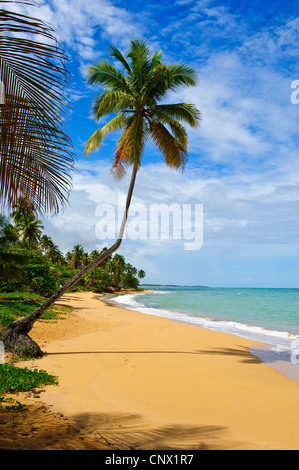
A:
111;289;299;383
4;290;299;450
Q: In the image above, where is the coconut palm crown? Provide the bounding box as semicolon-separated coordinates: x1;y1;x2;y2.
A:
84;40;201;178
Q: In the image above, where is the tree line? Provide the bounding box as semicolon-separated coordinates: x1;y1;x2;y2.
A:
0;198;145;296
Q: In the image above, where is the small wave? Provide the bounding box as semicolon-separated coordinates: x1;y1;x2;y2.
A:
111;293;299;350
153;291;172;295
113;293;143;308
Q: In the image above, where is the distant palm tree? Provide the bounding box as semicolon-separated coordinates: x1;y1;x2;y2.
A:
0;1;74;215
138;269;146;280
16;213;44;248
70;244;85;270
0;215;24;280
40;235;54;253
82;252;90;267
125;263;137;276
113;254;126;268
89;249;100;261
47;242;62;264
65;251;72;264
1;40;201;357
40;234;63;264
10;198;35;226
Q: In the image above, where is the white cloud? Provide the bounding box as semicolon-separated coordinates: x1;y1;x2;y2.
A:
39;156;299;287
4;0;298;286
42;157;299;252
3;0;142;63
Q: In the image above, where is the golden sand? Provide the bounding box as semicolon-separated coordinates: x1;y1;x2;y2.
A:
2;291;299;450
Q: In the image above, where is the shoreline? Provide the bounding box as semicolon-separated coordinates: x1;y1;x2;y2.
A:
109;289;299;382
4;290;299;450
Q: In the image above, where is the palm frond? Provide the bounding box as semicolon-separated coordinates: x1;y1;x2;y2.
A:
158;114;189;149
111;146;129;180
149;120;188;171
87;60;131;94
151;50;163;68
110;45;131;74
0;3;75;215
112;115;148;178
127;40;152;90
84;113;127;156
92;91;134;121
141;64;173;104
153;103;201;128
166;63;199;90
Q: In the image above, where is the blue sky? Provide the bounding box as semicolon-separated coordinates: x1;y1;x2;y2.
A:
8;0;299;287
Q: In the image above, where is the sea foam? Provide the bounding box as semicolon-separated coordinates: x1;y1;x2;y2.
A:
112;293;299;354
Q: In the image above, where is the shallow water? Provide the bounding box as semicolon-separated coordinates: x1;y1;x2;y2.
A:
112;286;299;368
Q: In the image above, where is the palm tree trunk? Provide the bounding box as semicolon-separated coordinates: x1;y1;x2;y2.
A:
0;163;139;357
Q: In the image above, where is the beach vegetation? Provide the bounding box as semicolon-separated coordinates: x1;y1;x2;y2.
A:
0;209;145;354
0;210;144;297
0;363;58;411
0;38;200;357
0;363;58;394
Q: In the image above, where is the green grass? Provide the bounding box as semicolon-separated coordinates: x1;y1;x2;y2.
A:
0;291;72;327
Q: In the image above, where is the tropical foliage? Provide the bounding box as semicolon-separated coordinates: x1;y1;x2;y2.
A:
0;202;145;296
0;0;74;215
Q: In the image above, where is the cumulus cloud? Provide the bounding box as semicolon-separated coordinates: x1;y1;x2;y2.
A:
4;0;298;286
3;0;142;63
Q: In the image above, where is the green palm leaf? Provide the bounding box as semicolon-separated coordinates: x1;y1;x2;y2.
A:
165;63;199;90
84;113;128;156
87;60;131;94
91;91;134;121
110;46;132;75
153;103;202;128
149;120;188;170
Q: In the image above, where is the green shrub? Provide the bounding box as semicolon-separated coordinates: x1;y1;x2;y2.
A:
0;363;58;394
0;292;72;328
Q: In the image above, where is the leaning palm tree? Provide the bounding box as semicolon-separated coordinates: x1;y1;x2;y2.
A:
0;1;74;215
0;40;201;357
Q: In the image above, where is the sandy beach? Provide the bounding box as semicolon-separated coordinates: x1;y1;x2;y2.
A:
3;290;299;450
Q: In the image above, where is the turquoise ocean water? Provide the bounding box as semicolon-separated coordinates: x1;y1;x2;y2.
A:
113;286;299;354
